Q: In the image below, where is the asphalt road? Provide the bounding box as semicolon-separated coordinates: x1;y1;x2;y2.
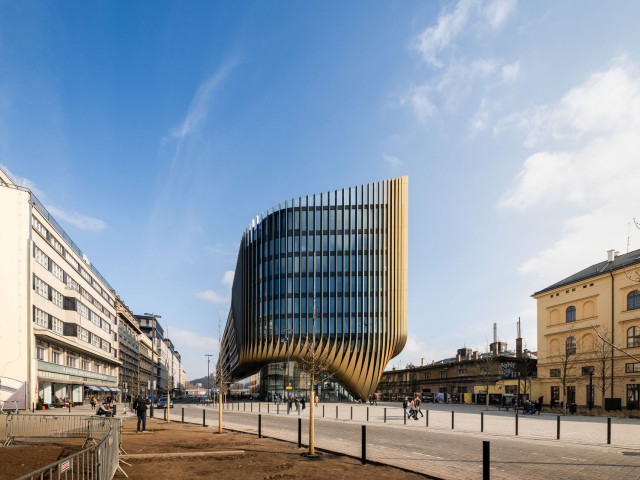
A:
170;403;640;480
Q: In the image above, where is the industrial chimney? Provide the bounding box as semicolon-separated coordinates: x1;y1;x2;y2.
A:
516;317;523;358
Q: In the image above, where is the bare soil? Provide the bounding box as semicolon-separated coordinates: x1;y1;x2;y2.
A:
0;439;84;480
120;418;430;480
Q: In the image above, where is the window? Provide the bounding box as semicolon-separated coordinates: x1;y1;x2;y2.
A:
36;346;47;361
440;371;447;378
66;356;77;368
65;251;79;270
80;268;92;284
77;326;89;343
551;386;560;401
91;334;100;348
627;327;640;348
78;302;89;319
51;289;64;308
51;262;64;282
50;236;63;255
424;374;430;380
93;363;101;373
582;366;594;375
34;276;48;298
82;359;90;371
51;350;62;365
32;217;48;238
51;317;63;335
34;307;48;328
626;363;640;373
457;368;466;376
628;290;640;311
66;275;79;292
550;369;561;378
505;385;517;394
34;246;49;269
566;306;576;322
566;336;577;355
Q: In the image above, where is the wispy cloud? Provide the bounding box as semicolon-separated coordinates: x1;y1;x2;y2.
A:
501;61;520;83
498;57;640;283
221;270;234;288
0;164;107;232
197;290;230;304
165;61;238;143
413;0;517;68
382;154;401;166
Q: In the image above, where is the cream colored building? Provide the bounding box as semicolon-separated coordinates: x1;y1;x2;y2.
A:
0;167;120;408
534;249;640;409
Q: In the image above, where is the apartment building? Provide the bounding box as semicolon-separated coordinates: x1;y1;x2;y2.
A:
0;168;120;408
533;248;640;409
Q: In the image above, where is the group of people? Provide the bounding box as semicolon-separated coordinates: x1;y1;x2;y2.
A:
368;394;378;405
403;395;424;421
286;396;306;414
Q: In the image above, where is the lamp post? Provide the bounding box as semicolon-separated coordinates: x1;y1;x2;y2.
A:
144;313;161;416
281;329;292;401
205;354;213;403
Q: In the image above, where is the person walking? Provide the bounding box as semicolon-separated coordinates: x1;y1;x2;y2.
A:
314;394;319;407
301;397;306;412
287;397;292;414
134;396;150;433
90;396;97;410
414;395;423;418
372;393;378;406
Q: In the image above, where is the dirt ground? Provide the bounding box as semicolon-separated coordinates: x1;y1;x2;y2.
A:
119;418;430;480
0;439;84;480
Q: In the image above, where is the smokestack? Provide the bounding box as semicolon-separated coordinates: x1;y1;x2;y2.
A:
421;358;424;367
473;351;478;360
516;317;523;358
493;323;497;344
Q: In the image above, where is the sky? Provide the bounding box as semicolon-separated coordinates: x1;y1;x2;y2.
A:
2;1;640;379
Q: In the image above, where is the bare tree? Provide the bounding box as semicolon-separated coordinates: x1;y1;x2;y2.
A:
588;325;612;411
298;296;332;456
478;347;498;411
547;326;581;415
516;348;537;401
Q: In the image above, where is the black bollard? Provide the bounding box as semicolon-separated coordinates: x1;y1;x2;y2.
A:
182;407;184;424
367;407;369;422
426;409;429;427
298;418;302;448
607;417;611;445
259;414;262;438
483;441;490;480
277;404;279;415
384;407;386;423
336;405;338;419
481;411;484;432
404;409;407;425
351;406;353;420
323;405;325;417
164;408;167;421
203;409;206;427
515;413;518;436
251;401;253;412
556;415;560;440
452;411;455;429
361;425;366;465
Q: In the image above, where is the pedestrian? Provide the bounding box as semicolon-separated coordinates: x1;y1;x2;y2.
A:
90;396;97;410
550;397;556;409
314;394;319;407
414;395;423;418
287;397;292;414
295;397;300;415
301;397;306;412
536;396;543;415
372;393;378;406
369;395;373;405
134;396;150;432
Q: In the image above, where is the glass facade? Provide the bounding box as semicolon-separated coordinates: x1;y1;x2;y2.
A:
220;177;408;400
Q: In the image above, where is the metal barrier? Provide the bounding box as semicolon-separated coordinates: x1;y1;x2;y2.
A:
4;415;120;480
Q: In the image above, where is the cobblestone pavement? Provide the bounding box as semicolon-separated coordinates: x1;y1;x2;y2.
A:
172;403;640;480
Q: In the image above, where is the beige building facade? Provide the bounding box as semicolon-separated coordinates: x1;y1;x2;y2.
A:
534;249;640;409
0;168;120;408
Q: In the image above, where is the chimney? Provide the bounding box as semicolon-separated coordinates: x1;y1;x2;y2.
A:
456;354;462;362
421;358;424;367
516;317;523;358
473;351;478;360
607;249;619;262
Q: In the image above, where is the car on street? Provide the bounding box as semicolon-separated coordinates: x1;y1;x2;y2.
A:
157;398;174;408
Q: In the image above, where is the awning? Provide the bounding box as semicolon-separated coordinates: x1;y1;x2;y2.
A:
109;388;121;392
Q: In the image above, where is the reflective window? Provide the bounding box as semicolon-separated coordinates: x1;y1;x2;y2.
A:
628;290;640;311
301;210;306;230
330;209;335;231
337;210;342;230
628;327;640;348
330;235;335;251
566;306;576;323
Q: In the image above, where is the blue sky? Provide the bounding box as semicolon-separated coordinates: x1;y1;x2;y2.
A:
2;1;640;379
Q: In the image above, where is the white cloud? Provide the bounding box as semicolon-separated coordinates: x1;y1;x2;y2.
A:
499;58;640;283
483;0;518;30
166;61;237;142
197;290;230;304
469;98;490;135
400;85;437;122
46;205;108;232
413;0;517;68
166;326;219;379
414;0;477;67
383;154;401;166
501;61;520;82
221;270;234;288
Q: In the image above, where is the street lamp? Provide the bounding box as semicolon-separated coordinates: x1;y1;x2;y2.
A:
281;328;293;401
144;313;161;416
205;354;213;403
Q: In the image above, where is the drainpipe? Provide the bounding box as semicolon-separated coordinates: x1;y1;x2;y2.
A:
610;271;615;399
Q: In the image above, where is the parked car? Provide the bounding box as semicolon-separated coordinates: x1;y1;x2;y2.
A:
157;398;174;408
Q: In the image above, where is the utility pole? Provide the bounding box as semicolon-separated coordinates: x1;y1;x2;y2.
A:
206;354;213;402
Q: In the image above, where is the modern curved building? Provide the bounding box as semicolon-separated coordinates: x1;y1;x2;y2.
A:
220;177;408;400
